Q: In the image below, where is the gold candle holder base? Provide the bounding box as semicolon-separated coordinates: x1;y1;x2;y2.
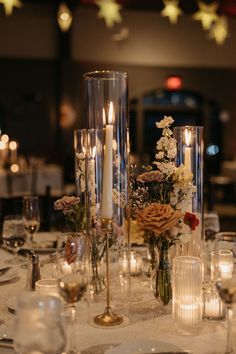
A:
94;306;123;326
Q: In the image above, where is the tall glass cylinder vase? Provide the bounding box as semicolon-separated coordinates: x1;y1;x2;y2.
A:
173;126;204;257
83;71;129;327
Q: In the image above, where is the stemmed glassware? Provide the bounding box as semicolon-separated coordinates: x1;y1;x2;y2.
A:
216;277;236;354
2;214;26;262
58;234;89;354
214;232;236;354
23;196;40;246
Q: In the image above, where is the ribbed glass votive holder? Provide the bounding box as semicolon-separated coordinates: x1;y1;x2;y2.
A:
173;256;202;335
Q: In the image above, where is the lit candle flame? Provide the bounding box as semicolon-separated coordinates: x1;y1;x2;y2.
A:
108;101;114;124
9;141;17;150
185;129;191;147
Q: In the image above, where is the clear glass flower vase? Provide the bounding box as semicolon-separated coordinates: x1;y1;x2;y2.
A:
151;246;172;306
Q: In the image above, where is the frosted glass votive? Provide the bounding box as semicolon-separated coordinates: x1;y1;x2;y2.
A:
203;283;226;321
218;249;233;280
35;279;59;297
173;256;202;334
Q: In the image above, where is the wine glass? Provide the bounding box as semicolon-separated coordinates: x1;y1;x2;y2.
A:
23;196;40;246
216;277;236;354
58;235;89;354
2;214;26;263
214;232;236;353
204;212;220;280
204;212;220;241
14;294;66;354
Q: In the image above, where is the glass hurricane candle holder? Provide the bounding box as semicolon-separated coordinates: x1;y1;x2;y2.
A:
83;71;129;327
173;126;204;257
172;256;202;335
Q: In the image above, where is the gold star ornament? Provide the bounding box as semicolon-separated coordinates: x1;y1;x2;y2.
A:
0;0;23;16
193;1;219;31
209;16;229;45
95;0;122;28
161;0;182;25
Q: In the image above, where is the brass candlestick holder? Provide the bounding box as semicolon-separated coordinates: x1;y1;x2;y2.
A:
94;218;123;326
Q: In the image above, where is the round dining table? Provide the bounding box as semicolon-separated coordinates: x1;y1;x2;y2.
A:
0;233;228;354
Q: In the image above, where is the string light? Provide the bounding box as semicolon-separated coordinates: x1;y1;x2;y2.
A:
95;0;122;28
193;1;219;31
161;0;182;25
57;2;72;32
209;16;229;45
0;0;22;16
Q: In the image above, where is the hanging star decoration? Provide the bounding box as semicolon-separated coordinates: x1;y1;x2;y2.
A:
95;0;122;28
193;1;219;31
161;0;182;25
0;0;23;16
209;16;229;45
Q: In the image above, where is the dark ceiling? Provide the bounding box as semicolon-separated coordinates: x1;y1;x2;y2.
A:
22;0;236;17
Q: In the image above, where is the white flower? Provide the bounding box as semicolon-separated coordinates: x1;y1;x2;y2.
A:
156;116;174;129
155;151;164;160
155;161;176;177
156;137;176;159
174;164;193;183
156;136;169;151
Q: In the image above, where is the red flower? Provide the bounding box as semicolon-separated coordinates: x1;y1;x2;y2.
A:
183;212;199;231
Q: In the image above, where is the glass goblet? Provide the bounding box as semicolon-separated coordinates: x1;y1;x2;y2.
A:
216;278;236;354
23;196;40;245
58;234;88;354
2;214;26;263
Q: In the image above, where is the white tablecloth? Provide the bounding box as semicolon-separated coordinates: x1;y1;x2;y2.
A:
0;234;228;354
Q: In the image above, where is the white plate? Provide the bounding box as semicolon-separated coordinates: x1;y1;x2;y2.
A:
0;269;19;285
105;340;182;354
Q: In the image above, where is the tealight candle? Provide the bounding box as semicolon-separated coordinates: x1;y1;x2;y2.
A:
178;301;200;326
203;283;226;321
130;251;143;276
218;249;233;279
60;260;73;274
120;251;143;276
120;252;129;275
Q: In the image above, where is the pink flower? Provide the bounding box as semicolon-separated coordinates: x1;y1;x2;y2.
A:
54;196;80;214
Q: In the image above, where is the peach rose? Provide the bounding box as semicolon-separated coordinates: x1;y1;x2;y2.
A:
137;202;182;236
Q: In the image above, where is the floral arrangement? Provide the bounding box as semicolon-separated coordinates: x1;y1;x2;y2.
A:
130;116;199;305
131;116;199;248
54;195;86;264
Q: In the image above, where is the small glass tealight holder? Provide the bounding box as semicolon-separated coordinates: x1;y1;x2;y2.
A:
218;249;233;280
203;282;226;321
119;250;143;276
35;279;59;298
